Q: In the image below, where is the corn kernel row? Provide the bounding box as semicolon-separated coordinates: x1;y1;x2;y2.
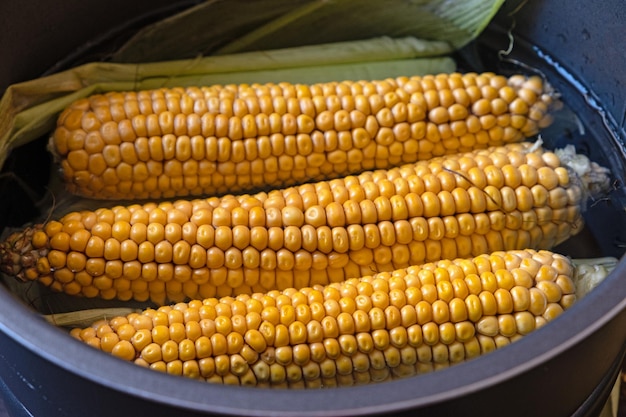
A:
0;143;588;306
51;72;559;199
70;249;576;387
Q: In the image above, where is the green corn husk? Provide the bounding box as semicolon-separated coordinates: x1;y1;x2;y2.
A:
112;0;505;62
0;36;456;171
0;0;506;172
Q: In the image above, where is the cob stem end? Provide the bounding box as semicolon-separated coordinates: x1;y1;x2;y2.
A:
0;225;47;282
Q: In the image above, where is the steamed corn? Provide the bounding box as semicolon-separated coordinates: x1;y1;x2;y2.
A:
50;72;559;200
69;249;582;387
0;142;608;305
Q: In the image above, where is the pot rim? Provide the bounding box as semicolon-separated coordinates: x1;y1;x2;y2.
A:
1;256;625;416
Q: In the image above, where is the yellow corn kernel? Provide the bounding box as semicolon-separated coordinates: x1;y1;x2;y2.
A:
51;73;559;200
71;249;584;387
1;143;603;305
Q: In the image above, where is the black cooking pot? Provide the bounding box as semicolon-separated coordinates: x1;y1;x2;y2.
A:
1;1;625;416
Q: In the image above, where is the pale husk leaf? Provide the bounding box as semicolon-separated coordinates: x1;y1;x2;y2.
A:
0;36;454;170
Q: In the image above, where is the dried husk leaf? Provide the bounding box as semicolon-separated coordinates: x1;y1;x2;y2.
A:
43;308;141;328
0;36;454;170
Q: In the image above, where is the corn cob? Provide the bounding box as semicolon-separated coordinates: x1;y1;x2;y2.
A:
0;143;610;305
50;72;559;200
68;249;594;387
